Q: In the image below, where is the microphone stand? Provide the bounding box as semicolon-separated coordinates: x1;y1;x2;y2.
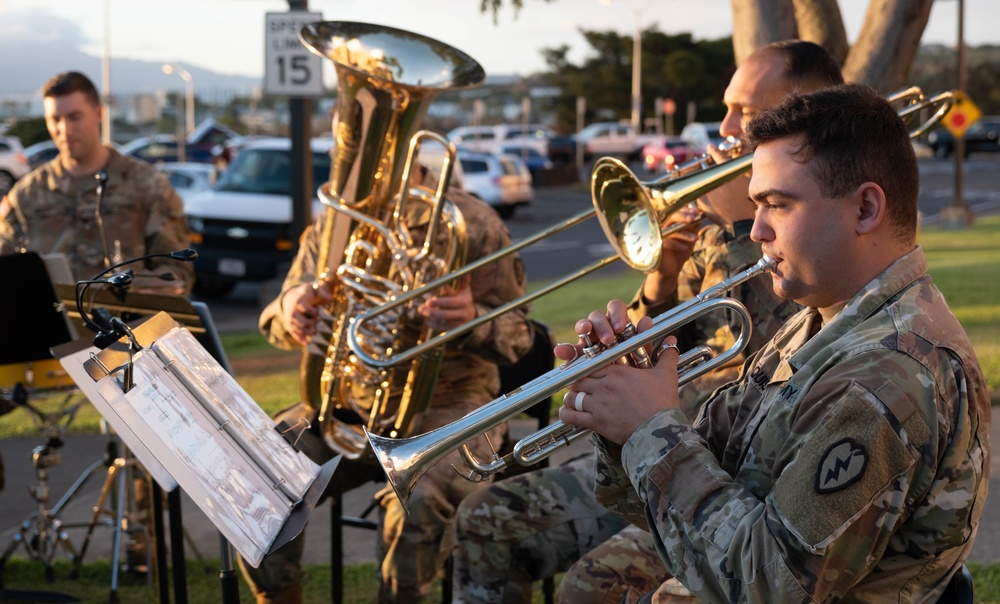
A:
70;250;210;604
94;170;113;269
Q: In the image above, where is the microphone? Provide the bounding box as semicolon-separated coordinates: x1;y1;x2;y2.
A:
88;248;198;282
75;270;135;339
76;249;196;348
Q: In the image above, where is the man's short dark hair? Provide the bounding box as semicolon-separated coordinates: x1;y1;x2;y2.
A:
754;40;845;91
41;72;100;106
746;83;919;240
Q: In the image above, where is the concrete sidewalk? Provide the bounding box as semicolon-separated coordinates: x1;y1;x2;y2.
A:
2;410;999;574
0;419;586;569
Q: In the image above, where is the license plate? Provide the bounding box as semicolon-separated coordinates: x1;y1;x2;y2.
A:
218;258;246;277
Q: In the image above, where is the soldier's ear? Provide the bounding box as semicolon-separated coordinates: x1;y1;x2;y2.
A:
854;182;886;236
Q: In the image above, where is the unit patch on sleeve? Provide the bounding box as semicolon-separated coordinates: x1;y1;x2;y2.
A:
815;438;868;494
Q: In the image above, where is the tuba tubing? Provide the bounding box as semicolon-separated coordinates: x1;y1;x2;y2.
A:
367;255;776;511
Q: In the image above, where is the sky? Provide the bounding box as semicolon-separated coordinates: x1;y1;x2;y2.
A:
0;0;994;81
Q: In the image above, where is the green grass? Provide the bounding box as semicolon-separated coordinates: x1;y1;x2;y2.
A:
3;558;999;603
0;558;556;603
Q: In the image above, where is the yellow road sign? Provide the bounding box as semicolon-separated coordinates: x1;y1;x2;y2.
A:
943;91;982;138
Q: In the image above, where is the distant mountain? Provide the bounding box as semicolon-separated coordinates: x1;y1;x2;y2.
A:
0;46;261;97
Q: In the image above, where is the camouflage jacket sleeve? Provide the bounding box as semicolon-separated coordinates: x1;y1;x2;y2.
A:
449;190;531;366
615;249;990;602
259;190;532;365
117;154;195;294
598;222;798;525
259;217;324;350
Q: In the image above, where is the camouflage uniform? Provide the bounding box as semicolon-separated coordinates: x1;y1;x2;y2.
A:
0;149;193;569
0;149;194;289
596;247;990;602
453;224;800;603
240;188;532;604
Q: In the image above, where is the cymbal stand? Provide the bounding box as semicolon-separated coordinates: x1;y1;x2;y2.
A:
0;384;83;599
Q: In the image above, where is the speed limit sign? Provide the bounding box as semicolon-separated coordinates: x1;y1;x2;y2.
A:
265;12;324;97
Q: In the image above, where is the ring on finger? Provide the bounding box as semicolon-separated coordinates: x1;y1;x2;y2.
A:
574;391;587;412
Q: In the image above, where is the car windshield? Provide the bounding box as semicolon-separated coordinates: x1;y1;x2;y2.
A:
216;148;331;195
459;157;489;174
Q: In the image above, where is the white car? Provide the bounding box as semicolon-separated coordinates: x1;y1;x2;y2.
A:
182;137;333;297
157;162;217;207
0;135;31;195
458;151;533;219
679;121;725;152
448;124;554;156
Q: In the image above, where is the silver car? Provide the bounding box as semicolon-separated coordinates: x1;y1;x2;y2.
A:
0;135;31;196
458;151;534;219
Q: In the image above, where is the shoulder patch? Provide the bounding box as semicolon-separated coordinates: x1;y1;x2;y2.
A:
815;438;868;494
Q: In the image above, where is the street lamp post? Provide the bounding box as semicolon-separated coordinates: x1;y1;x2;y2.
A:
601;0;648;133
162;63;195;138
629;5;642;133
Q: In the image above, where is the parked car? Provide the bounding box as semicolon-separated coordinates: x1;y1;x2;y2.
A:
679;121;725;152
498;145;552;182
546;134;577;166
927;117;1000;158
458;151;533;219
24;140;59;169
641;136;697;175
121;118;239;165
121;134;210;164
0;135;31;196
156;162;217;207
447;124;555;155
576;122;659;159
183;137;333;298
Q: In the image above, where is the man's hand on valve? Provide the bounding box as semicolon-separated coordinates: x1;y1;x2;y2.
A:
641;203;701;304
553;300;682;446
282;279;335;346
418;274;475;332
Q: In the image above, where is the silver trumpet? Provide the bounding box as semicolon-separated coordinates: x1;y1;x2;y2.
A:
367;255;776;511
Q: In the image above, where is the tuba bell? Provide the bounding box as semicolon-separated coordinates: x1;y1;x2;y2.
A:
297;22;486;461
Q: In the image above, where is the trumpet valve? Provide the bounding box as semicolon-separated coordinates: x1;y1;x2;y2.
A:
578;333;604;359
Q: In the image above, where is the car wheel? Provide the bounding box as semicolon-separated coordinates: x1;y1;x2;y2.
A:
933;144;951;159
193;274;237;299
495;205;515;220
0;171;14;196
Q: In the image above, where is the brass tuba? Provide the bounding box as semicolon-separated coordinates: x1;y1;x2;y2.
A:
298;22;485;461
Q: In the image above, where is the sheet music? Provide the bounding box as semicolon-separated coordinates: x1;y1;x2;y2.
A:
58;323;321;567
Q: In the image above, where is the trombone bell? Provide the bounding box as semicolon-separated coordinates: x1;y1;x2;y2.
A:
592;154;753;273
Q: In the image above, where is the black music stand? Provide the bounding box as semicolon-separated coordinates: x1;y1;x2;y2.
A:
0;253;81;602
0;253;74;366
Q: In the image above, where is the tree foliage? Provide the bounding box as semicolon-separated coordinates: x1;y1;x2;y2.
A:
540;28;735;133
479;1;999;131
5;117;49;147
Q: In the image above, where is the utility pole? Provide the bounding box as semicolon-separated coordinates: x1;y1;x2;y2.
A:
288;0;314;248
941;0;973;228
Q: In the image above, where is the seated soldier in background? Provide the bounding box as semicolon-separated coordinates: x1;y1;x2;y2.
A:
0;71;193;573
238;149;532;604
